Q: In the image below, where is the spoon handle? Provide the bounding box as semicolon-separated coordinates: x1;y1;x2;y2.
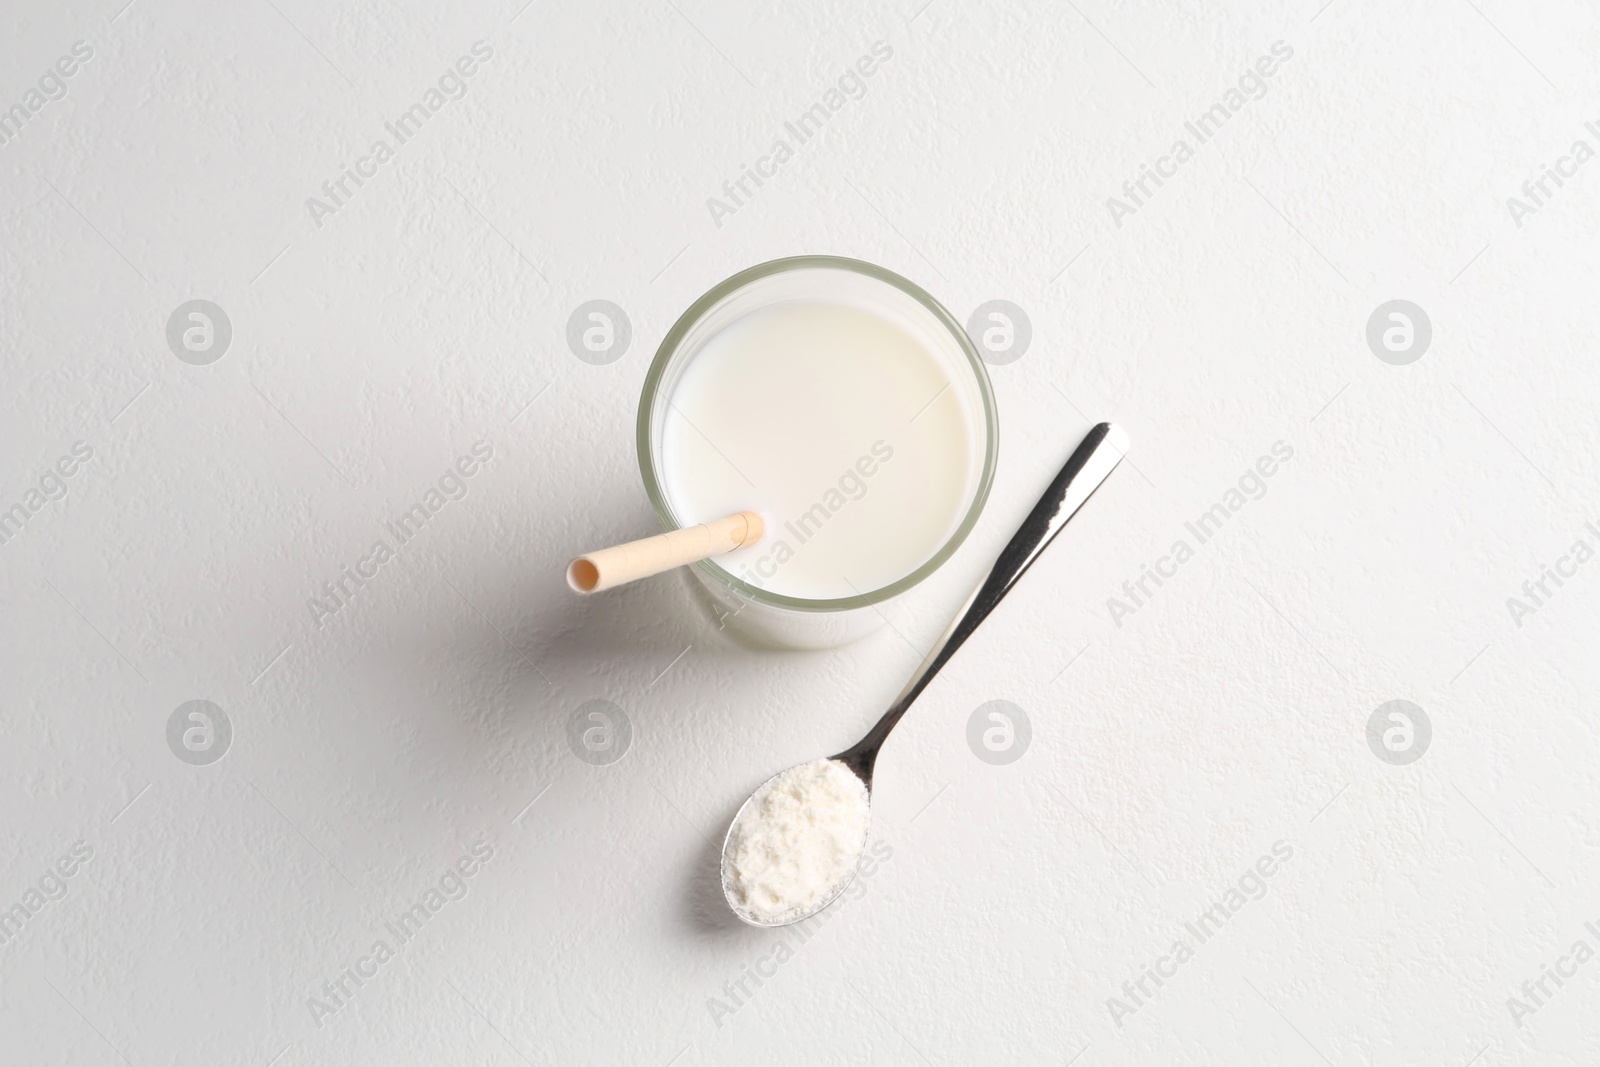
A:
838;423;1129;773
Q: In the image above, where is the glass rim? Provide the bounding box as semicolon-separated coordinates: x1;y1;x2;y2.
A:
636;254;999;613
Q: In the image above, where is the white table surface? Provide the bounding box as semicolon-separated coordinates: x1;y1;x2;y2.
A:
3;0;1598;1063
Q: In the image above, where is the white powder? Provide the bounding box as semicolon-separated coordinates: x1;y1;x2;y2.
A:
722;758;871;925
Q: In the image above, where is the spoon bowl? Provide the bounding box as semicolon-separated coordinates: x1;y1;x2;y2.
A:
719;424;1129;926
718;759;872;927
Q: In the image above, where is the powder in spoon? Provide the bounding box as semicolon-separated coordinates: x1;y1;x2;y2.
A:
722;758;871;924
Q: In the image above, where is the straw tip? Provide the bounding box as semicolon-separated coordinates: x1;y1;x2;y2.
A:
738;510;766;546
566;557;600;594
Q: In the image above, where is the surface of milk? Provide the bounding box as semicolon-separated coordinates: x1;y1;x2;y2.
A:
659;299;978;601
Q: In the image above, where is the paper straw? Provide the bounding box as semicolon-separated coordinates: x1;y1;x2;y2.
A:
566;511;764;594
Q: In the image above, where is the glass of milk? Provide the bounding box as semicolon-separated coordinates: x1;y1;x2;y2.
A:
638;256;998;649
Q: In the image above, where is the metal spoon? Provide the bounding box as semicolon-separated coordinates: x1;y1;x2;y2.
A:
720;422;1131;926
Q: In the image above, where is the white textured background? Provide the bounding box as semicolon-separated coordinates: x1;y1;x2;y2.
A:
3;0;1598;1063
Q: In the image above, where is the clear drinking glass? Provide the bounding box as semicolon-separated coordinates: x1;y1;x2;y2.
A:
637;256;998;649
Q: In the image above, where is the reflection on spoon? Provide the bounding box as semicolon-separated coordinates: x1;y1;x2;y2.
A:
720;423;1130;926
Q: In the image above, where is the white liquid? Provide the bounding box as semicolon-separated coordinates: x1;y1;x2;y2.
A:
660;300;977;601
